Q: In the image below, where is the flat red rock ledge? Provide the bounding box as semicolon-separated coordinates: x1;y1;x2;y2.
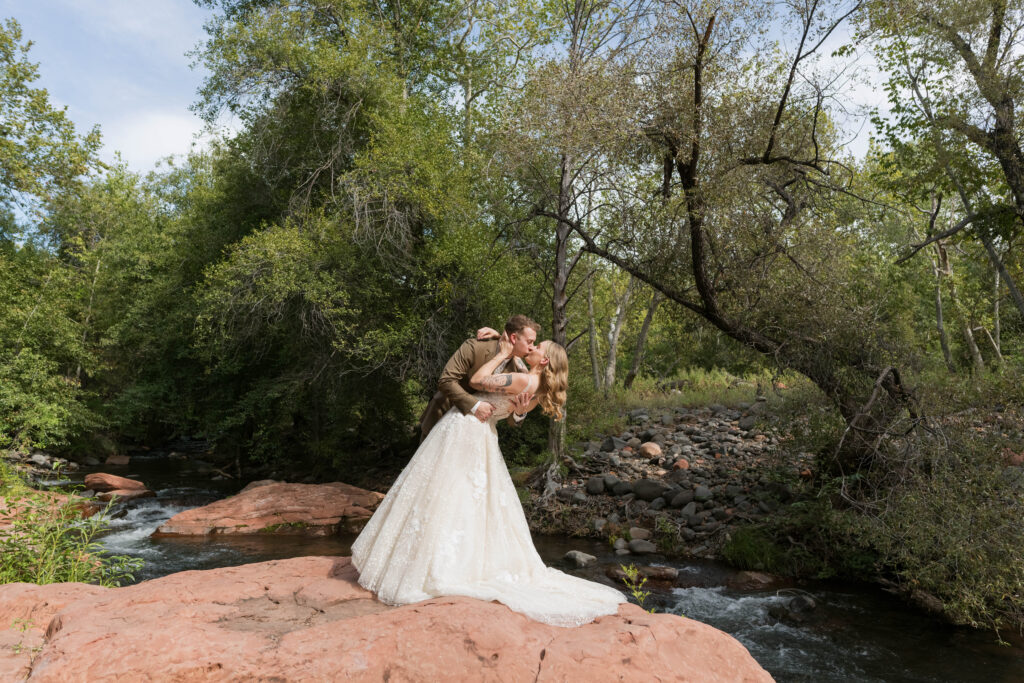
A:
153;481;385;536
0;556;773;682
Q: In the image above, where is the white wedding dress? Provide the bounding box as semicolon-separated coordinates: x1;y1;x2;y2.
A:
351;392;626;627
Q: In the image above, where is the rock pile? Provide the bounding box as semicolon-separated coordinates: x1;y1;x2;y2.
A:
550;402;812;558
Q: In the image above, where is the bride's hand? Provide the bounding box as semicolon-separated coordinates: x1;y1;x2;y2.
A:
497;332;514;357
476;326;500;340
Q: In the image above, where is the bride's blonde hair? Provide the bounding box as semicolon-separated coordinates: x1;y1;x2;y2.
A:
537;342;568;421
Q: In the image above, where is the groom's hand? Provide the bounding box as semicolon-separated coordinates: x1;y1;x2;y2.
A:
475;401;496;422
510;391;532;416
476;327;500;340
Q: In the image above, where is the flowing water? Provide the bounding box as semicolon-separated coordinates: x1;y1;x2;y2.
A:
55;453;1024;683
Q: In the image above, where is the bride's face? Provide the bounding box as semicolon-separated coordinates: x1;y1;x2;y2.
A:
525;341;549;368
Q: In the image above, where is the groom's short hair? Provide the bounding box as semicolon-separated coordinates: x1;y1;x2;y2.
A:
505;315;541;336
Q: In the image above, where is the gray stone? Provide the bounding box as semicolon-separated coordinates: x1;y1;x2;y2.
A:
614;548;632;556
607;512;621;524
613;537;629;550
660;414;674;425
586;476;605;495
572;491;588;504
712;507;729;521
29;453;50;467
611;481;633;496
649;497;666;511
592;517;607;532
609;455;621;467
556;488;574;502
601;436;627;452
628;526;651;540
602;474;620;488
680;501;697;517
626;437;642;449
628;539;658;554
670;490;694;508
84;456;101;466
738;415;757;430
681;527;697;541
632;479;670;502
694;485;713;502
708;404;726;414
563;550;597;569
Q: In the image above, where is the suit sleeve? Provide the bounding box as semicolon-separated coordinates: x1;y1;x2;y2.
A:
438;339;481;415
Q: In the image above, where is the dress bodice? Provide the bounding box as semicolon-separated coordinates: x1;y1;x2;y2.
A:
471;392;514;421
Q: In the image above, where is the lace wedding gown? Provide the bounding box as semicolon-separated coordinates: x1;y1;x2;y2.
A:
351;392;625;627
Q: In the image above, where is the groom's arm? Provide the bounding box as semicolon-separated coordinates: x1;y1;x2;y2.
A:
438;339;483;415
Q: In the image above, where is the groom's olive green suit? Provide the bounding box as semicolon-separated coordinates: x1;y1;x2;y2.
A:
418;338;526;441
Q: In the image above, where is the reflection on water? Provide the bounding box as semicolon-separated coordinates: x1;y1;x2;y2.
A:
79;460;1024;683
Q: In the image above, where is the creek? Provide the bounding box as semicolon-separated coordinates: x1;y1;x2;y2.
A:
56;450;1024;683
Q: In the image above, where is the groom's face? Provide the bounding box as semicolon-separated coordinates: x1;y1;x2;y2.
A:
508;327;538;358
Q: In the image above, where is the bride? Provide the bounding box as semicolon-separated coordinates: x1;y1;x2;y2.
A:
351;333;625;627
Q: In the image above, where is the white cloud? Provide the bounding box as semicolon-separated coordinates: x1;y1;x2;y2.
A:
100;109;207;170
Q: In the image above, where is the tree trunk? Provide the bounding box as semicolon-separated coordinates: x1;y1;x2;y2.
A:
994;266;1001;355
929;248;955;372
587;275;601;390
937;241;984;373
602;276;635;391
624;290;662;389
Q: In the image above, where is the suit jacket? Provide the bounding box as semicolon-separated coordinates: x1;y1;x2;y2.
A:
418;338;527;441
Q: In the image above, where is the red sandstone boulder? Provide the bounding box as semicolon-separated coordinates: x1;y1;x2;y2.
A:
104;455;130;466
0;556;773;681
153;481;384;536
83;473;147;493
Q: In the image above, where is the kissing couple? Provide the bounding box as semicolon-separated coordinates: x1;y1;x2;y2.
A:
351;315;625;627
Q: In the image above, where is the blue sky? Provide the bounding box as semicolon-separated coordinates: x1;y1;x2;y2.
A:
0;1;884;174
0;0;215;172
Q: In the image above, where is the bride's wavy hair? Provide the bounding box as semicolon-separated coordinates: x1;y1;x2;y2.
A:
537;342;568;421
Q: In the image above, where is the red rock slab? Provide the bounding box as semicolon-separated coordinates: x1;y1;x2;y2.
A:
9;556;772;682
152;481;384;537
83;473;147;493
0;582;107;681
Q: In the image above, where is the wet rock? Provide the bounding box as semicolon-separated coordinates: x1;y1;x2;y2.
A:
613;537;629;551
606;565;679;583
105;455;131;466
614;548;632;556
96;488;156;503
563;550;597;569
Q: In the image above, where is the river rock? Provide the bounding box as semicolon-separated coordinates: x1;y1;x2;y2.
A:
0;557;771;681
638;442;662;458
629;526;651;540
632;479;670;502
628;539;658;554
738;416;757;430
614;537;629;551
601;436;627;452
671;490;695;508
611;481;633;496
104;455;131;466
694;485;713;502
606;565;679;583
673;458;690;470
153;482;383;536
586;476;605;495
83;473;148;493
563;550;597;569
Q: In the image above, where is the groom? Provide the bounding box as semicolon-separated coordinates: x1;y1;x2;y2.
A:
418;314;541;441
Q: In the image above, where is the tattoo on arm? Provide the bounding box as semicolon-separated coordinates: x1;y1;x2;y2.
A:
480;374;514;390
